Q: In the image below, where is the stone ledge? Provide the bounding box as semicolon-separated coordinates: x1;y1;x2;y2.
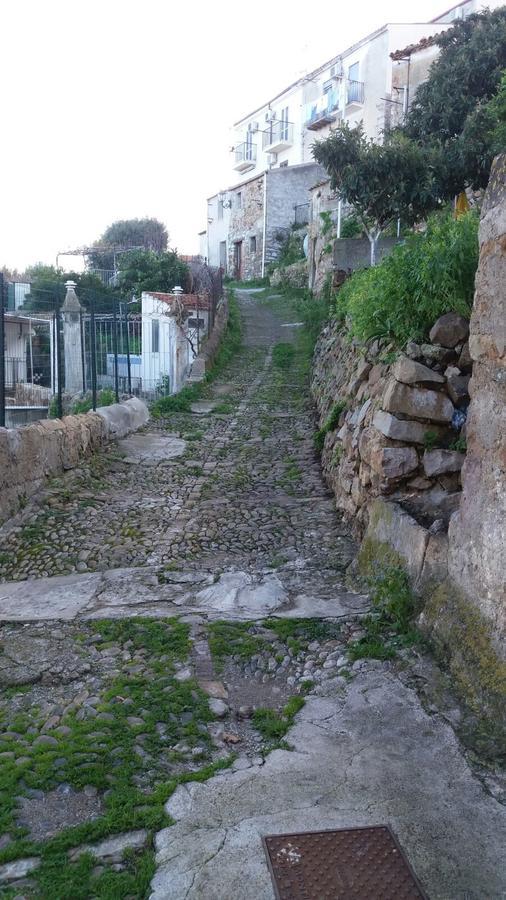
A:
0;398;149;525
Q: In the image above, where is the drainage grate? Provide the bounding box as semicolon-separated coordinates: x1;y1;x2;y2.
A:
263;825;428;900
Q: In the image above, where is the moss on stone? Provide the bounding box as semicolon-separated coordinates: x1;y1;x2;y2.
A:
423;581;506;724
357;536;403;579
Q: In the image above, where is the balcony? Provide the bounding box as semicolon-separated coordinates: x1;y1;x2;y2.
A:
233;142;257;173
262;121;294;153
346;79;365;106
305;89;340;130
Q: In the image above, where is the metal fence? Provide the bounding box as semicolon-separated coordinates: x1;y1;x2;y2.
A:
0;266;223;428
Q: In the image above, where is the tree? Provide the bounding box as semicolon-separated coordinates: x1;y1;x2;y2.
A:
88;218;169;270
23;264;115;311
312;125;441;265
116;249;189;299
405;8;506;190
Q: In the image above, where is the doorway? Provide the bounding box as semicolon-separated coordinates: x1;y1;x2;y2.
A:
233;241;243;280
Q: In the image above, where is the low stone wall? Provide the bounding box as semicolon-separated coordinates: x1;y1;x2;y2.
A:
188;295;229;382
0;398;149;525
312;312;470;537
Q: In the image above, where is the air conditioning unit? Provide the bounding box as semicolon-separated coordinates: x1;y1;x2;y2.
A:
329;63;343;79
248;121;260;132
265;110;277;122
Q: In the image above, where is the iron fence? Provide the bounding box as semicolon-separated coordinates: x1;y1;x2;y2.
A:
0;266;223;428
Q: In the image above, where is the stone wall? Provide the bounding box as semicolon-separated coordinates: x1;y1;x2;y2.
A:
447;155;506;658
312;313;470;537
0;398;149;525
188;296;229;382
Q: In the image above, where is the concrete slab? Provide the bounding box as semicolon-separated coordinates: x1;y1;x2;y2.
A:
117;434;186;464
151;669;506;900
194;571;287;616
0;573;102;621
190;401;218;415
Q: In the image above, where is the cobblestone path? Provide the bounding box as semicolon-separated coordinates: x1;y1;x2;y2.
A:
0;291;355;586
0;290;505;899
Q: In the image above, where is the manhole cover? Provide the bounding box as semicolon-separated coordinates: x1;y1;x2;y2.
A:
263;826;427;899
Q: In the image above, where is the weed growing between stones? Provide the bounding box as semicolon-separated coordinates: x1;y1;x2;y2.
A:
208;622;265;673
0;619;233;898
252;696;305;750
314;399;348;451
348;567;423;661
272;343;296;370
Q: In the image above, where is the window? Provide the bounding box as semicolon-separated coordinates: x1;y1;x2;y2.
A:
218;201;223;220
152;319;159;353
236;192;242;209
348;61;359;82
280;106;289;141
250;235;257;253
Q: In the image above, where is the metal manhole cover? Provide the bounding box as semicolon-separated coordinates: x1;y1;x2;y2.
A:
263;826;427;899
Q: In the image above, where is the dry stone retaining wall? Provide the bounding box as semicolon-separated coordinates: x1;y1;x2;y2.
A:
0;398;149;525
311;313;470;538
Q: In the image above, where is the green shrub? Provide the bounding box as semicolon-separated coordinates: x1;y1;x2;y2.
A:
340;214;363;238
337;211;478;345
272;342;296;369
314;399;347;451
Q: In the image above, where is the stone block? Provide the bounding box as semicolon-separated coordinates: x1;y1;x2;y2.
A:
417;532;449;592
458;342;472;372
360;499;429;584
446;373;470;407
382;380;454;423
429;312;469;348
393;357;445;386
373;410;439;445
420;344;456;366
423;450;465;477
359;426;418;480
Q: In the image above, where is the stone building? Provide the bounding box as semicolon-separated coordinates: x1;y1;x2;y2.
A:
223;163;324;281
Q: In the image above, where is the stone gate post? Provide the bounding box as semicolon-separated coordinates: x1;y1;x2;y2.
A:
62;280;84;395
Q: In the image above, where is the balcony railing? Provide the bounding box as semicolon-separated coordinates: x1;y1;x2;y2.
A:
346;79;365;105
233;142;257;172
262;121;293;152
305;89;340;130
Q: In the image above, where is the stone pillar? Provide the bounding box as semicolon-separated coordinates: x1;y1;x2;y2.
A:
62;280;83;396
448;154;506;658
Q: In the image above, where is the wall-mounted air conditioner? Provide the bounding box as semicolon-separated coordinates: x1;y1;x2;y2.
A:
329;63;343;79
248;121;260;132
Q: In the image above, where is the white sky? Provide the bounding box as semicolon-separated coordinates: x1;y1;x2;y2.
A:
1;0;448;272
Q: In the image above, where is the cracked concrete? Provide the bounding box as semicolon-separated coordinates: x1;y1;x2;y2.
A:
0;566;369;623
151;667;506;900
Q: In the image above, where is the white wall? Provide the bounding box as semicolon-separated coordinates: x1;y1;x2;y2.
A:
141;293;207;396
206;194;231;271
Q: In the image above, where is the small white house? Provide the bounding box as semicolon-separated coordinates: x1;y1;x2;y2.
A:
141;291;209;396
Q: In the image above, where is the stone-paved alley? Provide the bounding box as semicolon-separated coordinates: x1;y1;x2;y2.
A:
0;290;505;899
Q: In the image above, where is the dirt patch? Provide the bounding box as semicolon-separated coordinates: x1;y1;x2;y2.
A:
16;785;103;841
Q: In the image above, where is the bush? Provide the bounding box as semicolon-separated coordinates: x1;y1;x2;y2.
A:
270;260;308;290
337;211;479;345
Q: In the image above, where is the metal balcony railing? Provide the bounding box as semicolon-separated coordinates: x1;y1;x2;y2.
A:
235;142;257;165
304;89;340;129
262;121;293;149
346;79;365;104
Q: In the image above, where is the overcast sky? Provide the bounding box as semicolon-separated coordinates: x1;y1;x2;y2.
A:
1;0;448;272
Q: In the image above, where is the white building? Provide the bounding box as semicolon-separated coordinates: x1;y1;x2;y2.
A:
202;0;504;270
141;291;209;396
